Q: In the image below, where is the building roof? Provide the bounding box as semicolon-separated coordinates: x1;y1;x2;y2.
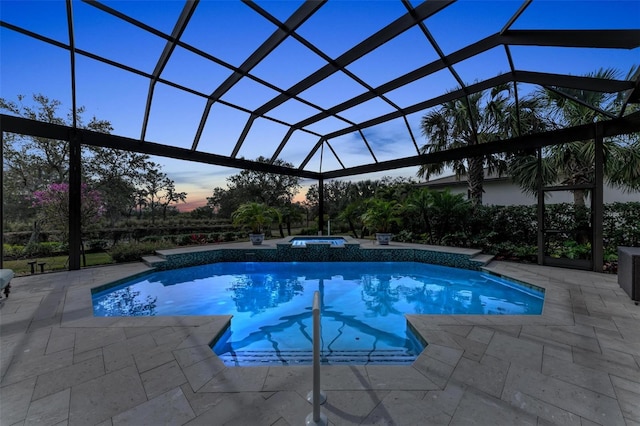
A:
420;169;511;188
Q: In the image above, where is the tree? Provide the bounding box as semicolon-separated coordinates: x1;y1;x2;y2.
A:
509;68;640;207
0;94;167;228
277;202;305;237
226;157;301;206
160;179;187;220
1;94;112;240
418;84;544;207
405;188;434;243
428;190;470;245
141;167;165;224
207;157;301;220
31;182;104;265
32;182;104;233
84;146;154;225
190;205;215;220
361;198;403;234
338;201;366;238
231;202;281;235
140;165;187;223
1;95;113;184
304;179;353;221
304;178;394;223
133;188;148;219
375;176;417;202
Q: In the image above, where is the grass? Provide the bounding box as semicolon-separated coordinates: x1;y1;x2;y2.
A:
2;231;340;276
3;252;114;276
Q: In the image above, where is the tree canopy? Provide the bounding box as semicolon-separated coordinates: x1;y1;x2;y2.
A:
508;68;640;206
418;83;546;207
1;94;188;233
207;157;302;217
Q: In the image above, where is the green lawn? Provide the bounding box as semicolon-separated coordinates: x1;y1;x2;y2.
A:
4;252;114;276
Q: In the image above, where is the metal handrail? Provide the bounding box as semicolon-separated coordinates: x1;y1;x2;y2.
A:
306;291;327;425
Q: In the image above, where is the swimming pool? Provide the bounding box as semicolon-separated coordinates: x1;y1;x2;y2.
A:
92;262;544;366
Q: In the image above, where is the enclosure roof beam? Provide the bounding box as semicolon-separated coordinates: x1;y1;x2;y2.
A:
321;111;640;179
513;70;634;93
322;74;513;141
253;0;451;117
544;87;617;120
140;0;198;142
500;29;640;49
292;29;638;130
0;114;320;180
4;111;638;181
191;0;325;151
321;72;634;141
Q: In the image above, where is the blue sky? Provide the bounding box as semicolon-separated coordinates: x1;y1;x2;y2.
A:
1;0;639;210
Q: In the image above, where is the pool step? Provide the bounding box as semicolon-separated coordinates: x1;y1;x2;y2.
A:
216;349;418;366
470;254;494;266
142;255;167;268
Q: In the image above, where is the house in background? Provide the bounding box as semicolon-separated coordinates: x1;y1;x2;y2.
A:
420;170;640;206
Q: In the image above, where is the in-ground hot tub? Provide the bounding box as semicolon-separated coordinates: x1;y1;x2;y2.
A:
289;236;347;247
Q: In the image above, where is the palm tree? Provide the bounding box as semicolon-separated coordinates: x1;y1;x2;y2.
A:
277;202;305;237
509;67;640;207
361;198;403;234
429;190;470;244
231;202;281;240
418;84;541;207
405;188;434;243
338;201;366;238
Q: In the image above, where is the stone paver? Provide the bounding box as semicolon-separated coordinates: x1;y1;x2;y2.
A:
452;388;539;426
112;387;195;426
24;387;70;426
68;365;147;425
140;360;188;399
363;390;451;425
1;243;639;425
502;363;625;425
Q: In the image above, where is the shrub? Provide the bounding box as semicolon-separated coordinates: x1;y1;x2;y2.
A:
176;234;193;246
3;244;24;258
23;242;41;257
393;230;414;243
512;245;537;259
189;233;208;245
3;232;32;245
222;232;236;242
37;242;57;256
87;239;109;251
164;235;179;244
298;228;318;236
140;235;162;243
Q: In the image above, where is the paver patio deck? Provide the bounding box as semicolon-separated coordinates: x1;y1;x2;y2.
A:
1;240;639;425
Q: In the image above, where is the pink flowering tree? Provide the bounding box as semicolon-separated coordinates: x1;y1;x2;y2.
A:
31;183;104;259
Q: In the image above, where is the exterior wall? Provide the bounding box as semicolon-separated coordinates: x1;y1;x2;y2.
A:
430;180;640;206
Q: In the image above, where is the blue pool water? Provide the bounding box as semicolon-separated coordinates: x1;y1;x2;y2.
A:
290;237;346;246
92;262;544;366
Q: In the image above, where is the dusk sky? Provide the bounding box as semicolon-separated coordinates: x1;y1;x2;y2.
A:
1;0;638;210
